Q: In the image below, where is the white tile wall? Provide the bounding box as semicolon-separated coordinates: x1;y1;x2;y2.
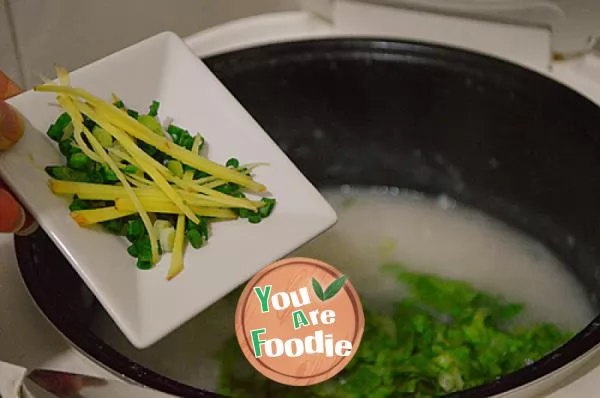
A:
0;0;22;87
5;0;298;89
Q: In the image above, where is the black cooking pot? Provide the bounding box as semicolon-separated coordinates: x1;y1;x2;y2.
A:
15;39;600;397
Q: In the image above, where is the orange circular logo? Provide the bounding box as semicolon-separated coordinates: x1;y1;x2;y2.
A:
234;257;365;386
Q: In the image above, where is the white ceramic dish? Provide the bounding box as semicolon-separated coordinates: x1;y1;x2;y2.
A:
0;31;337;349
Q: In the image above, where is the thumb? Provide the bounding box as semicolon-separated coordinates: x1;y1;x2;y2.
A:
0;101;24;151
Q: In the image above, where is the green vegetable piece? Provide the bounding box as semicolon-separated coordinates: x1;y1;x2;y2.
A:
194;170;210;179
179;133;194;150
186;229;204;249
167;124;186;140
45;166;90;182
55;112;72;129
148;100;160;117
186;218;209;240
127;219;145;242
101;164;118;183
47;123;63;142
237;208;251;219
68;153;90;170
167;160;184;177
47;112;72;141
248;213;262;224
198;218;209;240
136;259;153;270
127;244;139;258
82;115;96;131
215;183;239;195
92;126;113;147
127;109;139;119
138;114;163;135
226;158;239;168
135;236;153;262
59;140;81;157
69;197;90;211
123;165;138;174
113;99;125;109
259;198;276;218
139;141;157;156
103;219;126;235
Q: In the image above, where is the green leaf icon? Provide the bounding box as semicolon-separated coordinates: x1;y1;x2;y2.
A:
312;278;325;301
323;275;348;301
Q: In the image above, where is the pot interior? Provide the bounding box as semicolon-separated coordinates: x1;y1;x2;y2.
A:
14;39;600;397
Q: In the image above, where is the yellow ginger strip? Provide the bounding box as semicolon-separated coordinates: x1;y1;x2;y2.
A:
49;179;246;208
71;207;135;225
168;215;186;281
114;197;237;219
191;134;203;155
55;96;102;163
34;85;265;192
109;143;257;209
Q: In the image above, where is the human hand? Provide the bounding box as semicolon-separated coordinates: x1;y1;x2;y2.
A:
0;72;37;235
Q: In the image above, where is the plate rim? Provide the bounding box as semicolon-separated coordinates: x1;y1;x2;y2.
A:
2;30;337;349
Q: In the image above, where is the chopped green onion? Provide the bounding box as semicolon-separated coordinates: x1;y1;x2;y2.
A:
113;99;125;109
259;198;276;218
215;183;239;195
135;236;153;262
238;208;252;219
101;164;118;183
186;229;204;249
167;160;184;177
69;197;90;211
127;244;139;258
127;109;139;119
138;115;163;135
103;219;126;235
82;114;96;131
47;112;72;141
47;124;64;142
194;170;210;179
92;126;113;147
123;165;138;174
68;153;90;170
149;100;160;117
136;259;153;270
127;219;145;242
45;166;91;182
59;140;81;156
167;124;186;140
139;141;157;156
226;158;240;168
248;214;262;224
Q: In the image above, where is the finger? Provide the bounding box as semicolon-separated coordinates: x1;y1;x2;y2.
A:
0;71;21;99
0;181;37;235
0;101;24;151
0;188;24;233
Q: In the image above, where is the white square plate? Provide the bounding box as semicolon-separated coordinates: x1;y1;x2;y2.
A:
0;32;337;349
